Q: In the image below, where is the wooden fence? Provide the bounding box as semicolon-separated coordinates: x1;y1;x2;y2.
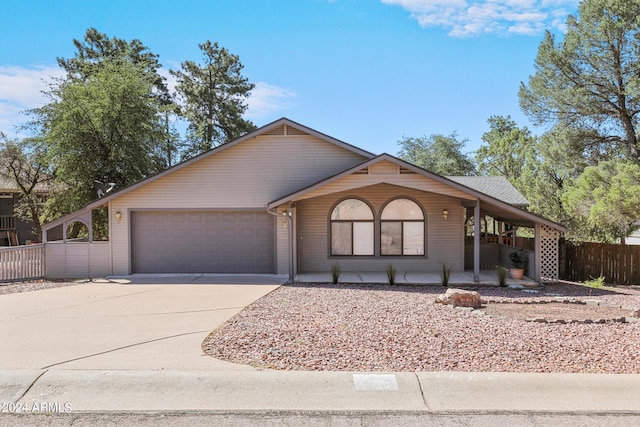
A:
560;241;640;285
0;244;45;282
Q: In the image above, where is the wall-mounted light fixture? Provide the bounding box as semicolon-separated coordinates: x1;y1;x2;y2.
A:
442;209;449;221
115;211;122;223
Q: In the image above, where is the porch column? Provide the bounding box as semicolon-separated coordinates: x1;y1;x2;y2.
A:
474;200;480;283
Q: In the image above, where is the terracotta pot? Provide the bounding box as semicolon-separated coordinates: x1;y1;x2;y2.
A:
510;268;525;280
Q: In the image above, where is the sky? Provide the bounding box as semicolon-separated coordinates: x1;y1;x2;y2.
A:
0;0;580;155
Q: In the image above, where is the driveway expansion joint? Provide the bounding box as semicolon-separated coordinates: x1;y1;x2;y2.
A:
12;370;48;404
40;331;209;369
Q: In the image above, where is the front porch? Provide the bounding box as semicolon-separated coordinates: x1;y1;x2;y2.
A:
294;269;540;288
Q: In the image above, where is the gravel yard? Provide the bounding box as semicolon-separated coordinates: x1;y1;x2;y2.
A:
203;283;640;373
0;279;81;295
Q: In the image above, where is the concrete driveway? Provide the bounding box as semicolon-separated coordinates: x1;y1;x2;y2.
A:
0;274;285;371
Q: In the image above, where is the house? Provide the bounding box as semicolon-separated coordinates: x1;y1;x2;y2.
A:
41;118;566;282
0;177;44;246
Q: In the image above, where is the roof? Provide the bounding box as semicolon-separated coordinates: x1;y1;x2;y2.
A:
0;176;50;194
447;176;529;207
268;153;566;232
43;117;375;230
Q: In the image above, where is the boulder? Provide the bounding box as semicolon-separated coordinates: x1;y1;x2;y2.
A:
439;288;482;308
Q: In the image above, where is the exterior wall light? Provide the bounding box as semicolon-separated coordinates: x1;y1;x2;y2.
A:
115;211;122;223
442;209;449;221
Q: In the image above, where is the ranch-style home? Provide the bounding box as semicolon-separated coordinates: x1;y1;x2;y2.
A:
42;118;565;282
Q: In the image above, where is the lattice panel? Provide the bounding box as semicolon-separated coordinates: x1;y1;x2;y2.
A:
540;224;560;281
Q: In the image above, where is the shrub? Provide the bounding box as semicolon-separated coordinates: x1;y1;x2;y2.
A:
441;263;451;287
583;276;605;289
385;263;396;286
509;249;526;269
496;266;508;287
330;262;341;284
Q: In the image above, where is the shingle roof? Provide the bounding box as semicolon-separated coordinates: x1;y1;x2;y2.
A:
446;176;529;207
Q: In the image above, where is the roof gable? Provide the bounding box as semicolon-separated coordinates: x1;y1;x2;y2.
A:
268;153;565;232
43;117;374;230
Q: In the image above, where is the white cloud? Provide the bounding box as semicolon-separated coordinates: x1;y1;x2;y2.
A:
382;0;580;37
0;65;63;135
245;82;297;119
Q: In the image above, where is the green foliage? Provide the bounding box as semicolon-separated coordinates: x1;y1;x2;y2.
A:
496;266;508;287
582;276;605;289
563;160;640;242
519;0;640;162
171;40;256;158
397;132;476;176
440;263;451;287
509;250;526;269
476;115;536;181
0;134;55;241
57;27;170;103
33;57;166;213
331;262;342;284
385;263;396;286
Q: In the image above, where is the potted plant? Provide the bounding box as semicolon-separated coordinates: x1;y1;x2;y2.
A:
509;250;526;280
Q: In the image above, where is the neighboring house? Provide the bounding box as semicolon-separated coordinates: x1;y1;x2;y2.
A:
0;178;43;246
41;118;566;281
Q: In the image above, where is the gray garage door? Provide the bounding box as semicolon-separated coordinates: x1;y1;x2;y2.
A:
131;211;275;274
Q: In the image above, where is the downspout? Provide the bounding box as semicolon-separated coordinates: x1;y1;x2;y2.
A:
266;202;294;282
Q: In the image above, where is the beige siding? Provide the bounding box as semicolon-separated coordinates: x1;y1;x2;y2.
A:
109;134;368;274
295;170;476;202
46;242;111;279
296;183;465;273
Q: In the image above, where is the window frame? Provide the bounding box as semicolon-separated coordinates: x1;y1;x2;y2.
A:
380;197;426;257
329;197;375;256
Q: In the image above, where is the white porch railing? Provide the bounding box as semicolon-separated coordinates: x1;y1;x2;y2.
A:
0;244;45;282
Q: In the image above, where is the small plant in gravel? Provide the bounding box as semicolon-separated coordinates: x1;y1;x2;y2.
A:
331;262;342;284
496;266;508;287
385;263;396;286
583;276;605;289
441;263;451;287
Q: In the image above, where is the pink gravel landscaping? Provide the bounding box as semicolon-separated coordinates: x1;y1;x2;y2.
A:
202;283;640;373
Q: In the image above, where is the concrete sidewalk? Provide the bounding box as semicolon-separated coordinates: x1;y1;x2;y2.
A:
2;369;640;414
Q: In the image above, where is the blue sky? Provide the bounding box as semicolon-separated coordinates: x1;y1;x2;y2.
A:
0;0;579;155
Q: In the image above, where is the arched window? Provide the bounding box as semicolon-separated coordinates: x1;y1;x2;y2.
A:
381;198;425;256
330;198;374;256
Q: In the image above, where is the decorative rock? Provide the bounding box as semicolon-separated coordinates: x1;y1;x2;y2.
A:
440;288;482;308
508;284;524;289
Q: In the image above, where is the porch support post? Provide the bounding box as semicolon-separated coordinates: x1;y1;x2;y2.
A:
473;200;480;283
534;222;542;282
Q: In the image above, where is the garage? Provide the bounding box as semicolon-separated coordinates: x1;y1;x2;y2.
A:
131;211;275;274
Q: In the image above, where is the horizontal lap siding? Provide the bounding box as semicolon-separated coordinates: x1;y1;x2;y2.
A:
109;135;368;274
296;168;475;202
297;183;464;273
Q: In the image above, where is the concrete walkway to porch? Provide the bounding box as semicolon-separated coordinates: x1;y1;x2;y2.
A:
294;269;539;288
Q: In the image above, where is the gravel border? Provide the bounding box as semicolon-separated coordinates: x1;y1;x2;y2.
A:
0;279;82;295
203;283;640;373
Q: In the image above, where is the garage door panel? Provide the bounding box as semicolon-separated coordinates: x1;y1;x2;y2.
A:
132;211;274;274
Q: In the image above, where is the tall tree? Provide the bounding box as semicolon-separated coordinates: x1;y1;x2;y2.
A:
0;134;55;241
171;41;255;157
58;27;171;103
32;58;166;212
476;115;536;180
397;132;476;176
519;0;640;162
563;160;640;242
